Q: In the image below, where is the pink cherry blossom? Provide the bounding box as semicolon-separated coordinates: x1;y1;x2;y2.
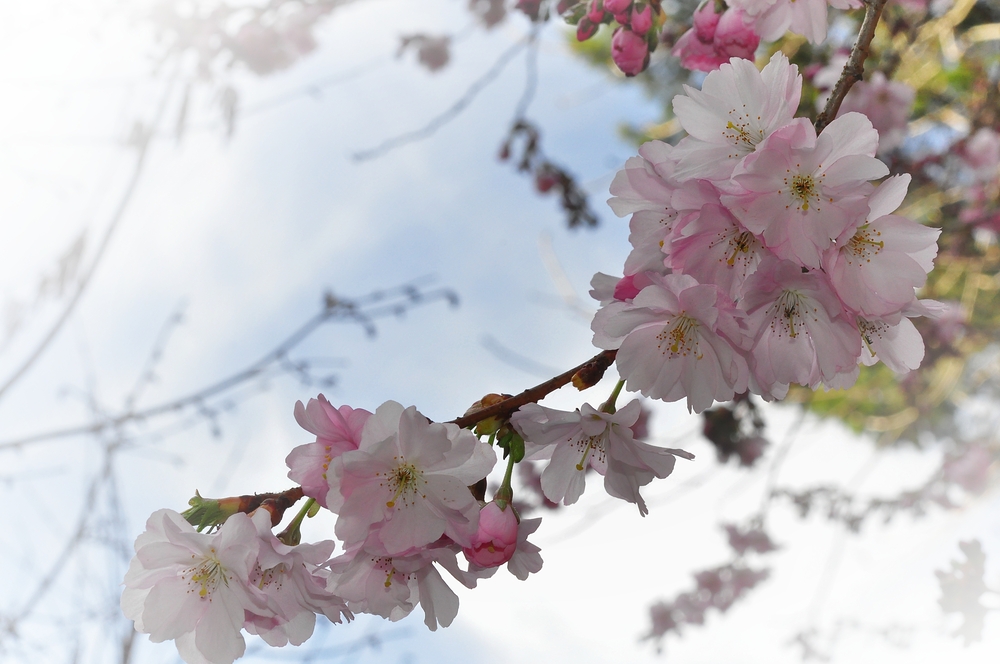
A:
285;395;370;509
592;273;752;413
668;203;771;299
242;512;351;648
122;510;266;664
611;27;649;76
824;174;940;317
332;400;497;555
741;258;861;397
463;500;520;567
671;52;802;180
511;399;693;513
672;3;760;73
724;113;889;269
328;533;485;630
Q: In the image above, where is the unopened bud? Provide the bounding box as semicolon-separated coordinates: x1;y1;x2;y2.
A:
577;16;599;40
465;393;510;435
182;491;241;532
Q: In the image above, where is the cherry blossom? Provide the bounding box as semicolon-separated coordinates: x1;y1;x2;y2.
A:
122;509;266;664
242;512;351;648
742;258;861;397
511;399;693;514
668;203;771;299
671;52;802;181
724;113;888;269
824;175;940;317
332;400;497;555
592;273;751;412
285;395;370;509
328;533;484;630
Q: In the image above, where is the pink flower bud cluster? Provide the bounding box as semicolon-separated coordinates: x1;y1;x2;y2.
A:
591;53;941;412
124;396;544;664
570;1;661;76
672;2;761;72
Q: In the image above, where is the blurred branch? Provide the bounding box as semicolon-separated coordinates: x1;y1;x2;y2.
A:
0;281;457;451
352;33;532;161
814;0;889;133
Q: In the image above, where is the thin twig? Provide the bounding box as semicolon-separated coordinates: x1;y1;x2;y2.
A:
815;0;890;133
352;35;530;162
0;283;456;451
450;349;617;429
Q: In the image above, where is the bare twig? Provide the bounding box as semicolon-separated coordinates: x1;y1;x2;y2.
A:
814;0;890;133
0;283;457;451
450;349;617;429
352;35;530;161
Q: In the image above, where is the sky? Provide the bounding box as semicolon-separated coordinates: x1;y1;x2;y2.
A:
0;1;999;663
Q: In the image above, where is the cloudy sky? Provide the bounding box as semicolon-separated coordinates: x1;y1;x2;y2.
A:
0;1;998;663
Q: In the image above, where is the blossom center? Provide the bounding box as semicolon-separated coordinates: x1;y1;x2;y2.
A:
183;548;229;598
846;226;884;263
656;314;701;357
769;291;816;339
384;461;425;508
727;231;756;266
723;108;764;156
573;433;607;471
857;318;887;357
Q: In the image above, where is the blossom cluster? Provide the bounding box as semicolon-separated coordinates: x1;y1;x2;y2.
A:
591;53;941;412
123;397;544;664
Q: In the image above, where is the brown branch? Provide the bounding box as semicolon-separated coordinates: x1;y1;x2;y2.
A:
450;349;617;429
814;0;890;133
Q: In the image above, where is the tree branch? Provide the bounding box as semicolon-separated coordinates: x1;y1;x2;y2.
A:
450;349;617;429
814;0;890;133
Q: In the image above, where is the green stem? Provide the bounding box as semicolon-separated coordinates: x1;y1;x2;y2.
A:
277;497;316;546
495;454;516;507
601;379;626;414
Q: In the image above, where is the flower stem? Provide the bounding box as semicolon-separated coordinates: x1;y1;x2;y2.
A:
277;497;316;546
601;379;626;414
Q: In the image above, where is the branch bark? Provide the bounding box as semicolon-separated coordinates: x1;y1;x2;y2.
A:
814;0;890;133
450;349;617;429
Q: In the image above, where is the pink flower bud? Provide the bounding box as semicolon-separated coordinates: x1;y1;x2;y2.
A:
604;0;632;13
629;3;654;33
613;11;630;23
577;16;600;40
672;4;758;72
611;27;649;76
587;0;605;22
463;501;519;567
